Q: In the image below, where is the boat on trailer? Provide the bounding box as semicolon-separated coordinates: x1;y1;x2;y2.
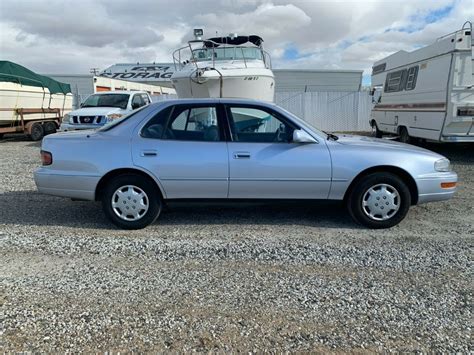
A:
0;61;72;140
171;29;275;102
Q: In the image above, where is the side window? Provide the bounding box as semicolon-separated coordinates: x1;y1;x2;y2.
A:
228;107;295;143
405;66;419;90
384;69;407;93
141;106;173;139
132;94;145;108
141;94;151;105
164;106;220;142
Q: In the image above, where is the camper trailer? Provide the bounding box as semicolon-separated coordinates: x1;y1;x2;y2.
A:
370;23;473;143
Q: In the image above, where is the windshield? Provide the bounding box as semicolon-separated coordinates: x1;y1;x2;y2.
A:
192;47;263;62
277;106;329;139
82;94;130;109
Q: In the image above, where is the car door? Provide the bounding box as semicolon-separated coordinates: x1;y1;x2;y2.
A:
132;103;229;199
225;105;332;199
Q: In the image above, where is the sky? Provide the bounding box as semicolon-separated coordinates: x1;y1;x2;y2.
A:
0;0;472;85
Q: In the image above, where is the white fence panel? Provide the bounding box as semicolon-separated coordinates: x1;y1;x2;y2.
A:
275;91;372;132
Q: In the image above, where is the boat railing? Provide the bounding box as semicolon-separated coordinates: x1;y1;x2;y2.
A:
172;40;272;70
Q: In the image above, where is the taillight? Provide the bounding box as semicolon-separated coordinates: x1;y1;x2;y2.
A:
41;150;52;166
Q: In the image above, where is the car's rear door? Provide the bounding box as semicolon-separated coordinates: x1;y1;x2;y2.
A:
225;104;332;199
132;103;229;198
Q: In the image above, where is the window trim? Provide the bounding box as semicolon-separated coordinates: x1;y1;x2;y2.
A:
223;103;300;144
405;65;419;91
140;103;227;143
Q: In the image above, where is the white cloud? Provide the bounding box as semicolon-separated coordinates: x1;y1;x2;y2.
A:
0;0;471;79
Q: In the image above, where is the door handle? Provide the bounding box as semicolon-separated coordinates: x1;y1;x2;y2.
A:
141;150;157;157
233;152;251;159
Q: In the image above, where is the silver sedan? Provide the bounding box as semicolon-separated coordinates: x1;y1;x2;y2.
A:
34;99;458;229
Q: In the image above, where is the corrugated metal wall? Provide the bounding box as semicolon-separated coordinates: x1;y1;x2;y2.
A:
275;91;373;132
273;70;363;92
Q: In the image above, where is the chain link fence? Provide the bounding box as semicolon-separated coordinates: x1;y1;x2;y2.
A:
275;91;373;132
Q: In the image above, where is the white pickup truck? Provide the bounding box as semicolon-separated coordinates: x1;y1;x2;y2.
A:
60;91;152;131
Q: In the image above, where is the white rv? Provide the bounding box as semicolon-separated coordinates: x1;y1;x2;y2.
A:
370;23;473;143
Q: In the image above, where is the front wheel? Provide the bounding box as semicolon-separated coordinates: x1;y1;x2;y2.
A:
101;174;162;229
29;122;44;141
371;121;382;138
347;172;411;229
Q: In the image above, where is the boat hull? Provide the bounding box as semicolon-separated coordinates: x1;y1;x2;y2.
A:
172;69;275;102
0;82;72;126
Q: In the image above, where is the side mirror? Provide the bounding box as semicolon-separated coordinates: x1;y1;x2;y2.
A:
293;129;317;143
132;102;140;110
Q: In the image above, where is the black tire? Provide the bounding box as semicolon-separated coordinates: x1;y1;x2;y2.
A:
399;127;411;144
43;121;57;135
0;133;4;140
29;122;44;141
347;172;411;229
101;174;162;229
371;121;382;138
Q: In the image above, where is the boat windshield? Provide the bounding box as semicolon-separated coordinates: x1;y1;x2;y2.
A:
192;47;263;62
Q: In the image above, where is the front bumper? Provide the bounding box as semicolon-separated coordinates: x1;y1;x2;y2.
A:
34;168;100;200
60;122;105;131
416;171;458;204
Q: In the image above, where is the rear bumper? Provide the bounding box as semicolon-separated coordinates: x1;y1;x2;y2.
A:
440;135;474;142
34;168;100;200
60;123;104;131
416;171;458;204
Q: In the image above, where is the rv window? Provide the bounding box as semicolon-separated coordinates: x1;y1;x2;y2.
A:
384;69;407;93
405;66;419;90
372;63;386;75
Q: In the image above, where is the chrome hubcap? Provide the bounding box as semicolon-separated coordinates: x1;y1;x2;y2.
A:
111;185;149;221
362;183;400;221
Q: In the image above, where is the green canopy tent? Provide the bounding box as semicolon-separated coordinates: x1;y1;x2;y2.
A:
0;60;71;94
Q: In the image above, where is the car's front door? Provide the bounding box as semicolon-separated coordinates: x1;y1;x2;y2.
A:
132;104;229;199
225;105;332;199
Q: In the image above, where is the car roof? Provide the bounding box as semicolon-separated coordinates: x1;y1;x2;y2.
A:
93;91;147;95
150;98;278;108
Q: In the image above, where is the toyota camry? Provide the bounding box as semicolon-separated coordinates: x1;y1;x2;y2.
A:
34;99;458;229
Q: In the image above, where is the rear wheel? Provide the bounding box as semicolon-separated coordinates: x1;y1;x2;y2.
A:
43;121;57;135
29;122;44;141
101;174;162;229
371;121;382;138
347;172;411;229
399;127;411;144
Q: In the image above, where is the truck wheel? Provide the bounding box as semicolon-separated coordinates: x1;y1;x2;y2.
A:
29;122;44;141
101;174;162;229
43;121;57;135
371;121;382;138
347;172;411;229
399;127;411;144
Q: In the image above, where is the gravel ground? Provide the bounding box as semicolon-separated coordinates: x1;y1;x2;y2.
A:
0;136;472;352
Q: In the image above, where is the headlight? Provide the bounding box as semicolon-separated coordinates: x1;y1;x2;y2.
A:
62;113;71;123
434;158;451;172
106;113;123;122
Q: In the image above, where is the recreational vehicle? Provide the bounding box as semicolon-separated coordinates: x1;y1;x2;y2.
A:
370;23;473;143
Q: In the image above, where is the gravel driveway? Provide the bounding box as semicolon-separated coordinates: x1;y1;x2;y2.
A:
0;137;472;352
